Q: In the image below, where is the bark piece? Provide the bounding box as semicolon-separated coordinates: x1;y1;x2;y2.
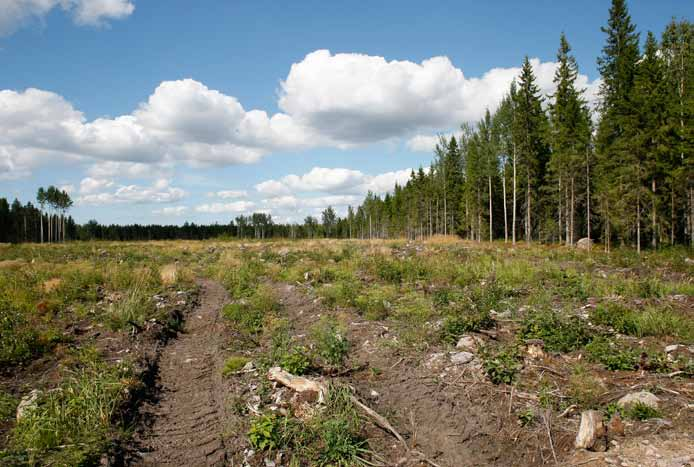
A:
575;410;607;451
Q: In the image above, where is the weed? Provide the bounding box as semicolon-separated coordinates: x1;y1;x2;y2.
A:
441;310;494;344
222;356;250;376
481;346;521;385
9;353;133;465
311;317;350;367
0;298;41;366
625;402;662;420
222;285;279;336
0;391;18;421
519;310;592;353
584;337;638;371
517;408;535;427
567;365;605;409
248;413;283;451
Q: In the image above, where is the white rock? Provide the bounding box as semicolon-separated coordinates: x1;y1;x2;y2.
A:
450;351;475;365
576;237;594;250
456;335;479;350
664;344;680;353
16;389;41;421
617;391;660;409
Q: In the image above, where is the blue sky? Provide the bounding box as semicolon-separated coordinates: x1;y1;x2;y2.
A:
1;0;691;225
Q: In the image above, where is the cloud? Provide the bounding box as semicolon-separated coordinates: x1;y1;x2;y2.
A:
153;206;188;216
256;166;413;198
208;190;248;199
194;201;255;214
77;179;185;205
0;53;601;180
80;177;114;194
0;0;134;36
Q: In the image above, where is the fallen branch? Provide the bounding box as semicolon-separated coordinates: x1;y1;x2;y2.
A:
349;395;407;449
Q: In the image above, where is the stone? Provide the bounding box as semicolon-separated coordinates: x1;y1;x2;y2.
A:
617;391;660;410
16;389;41;421
575;410;607;451
455;335;479;350
450;351;475;365
576;237;594;250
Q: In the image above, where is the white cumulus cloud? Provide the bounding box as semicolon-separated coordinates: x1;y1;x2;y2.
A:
0;0;134;36
194;201;255;214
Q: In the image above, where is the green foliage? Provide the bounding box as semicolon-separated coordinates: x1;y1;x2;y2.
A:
590;302;638;334
311;317;350;367
0;391;18;421
222;356;250;376
591;302;693;340
567;365;604;409
584;337;638;371
0;298;41;366
280;347;312;376
517;408;535;427
625;402;662;421
9;352;133;465
519;310;592;352
222;285;279;336
248;413;283;451
441;311;494;344
223;259;265;298
481;346;521;385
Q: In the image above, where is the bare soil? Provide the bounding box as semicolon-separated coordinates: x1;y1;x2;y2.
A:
129;279;231;466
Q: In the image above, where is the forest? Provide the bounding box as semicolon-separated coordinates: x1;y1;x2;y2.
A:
1;1;691;250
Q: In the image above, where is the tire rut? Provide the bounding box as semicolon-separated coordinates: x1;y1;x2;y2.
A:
132;278;230;466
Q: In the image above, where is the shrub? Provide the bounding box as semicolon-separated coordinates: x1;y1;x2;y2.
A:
519;310;592;353
280;347;312;376
584;337;638;371
481;346;521;385
441;311;494;344
311;317;350;367
567;365;605;409
625;402;662;420
248;413;283;451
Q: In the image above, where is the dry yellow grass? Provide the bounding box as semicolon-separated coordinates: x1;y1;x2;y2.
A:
159;263;178;285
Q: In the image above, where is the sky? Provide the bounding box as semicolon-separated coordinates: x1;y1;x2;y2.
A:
1;0;692;225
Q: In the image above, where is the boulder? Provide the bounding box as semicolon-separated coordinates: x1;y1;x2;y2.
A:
617;391;660;409
575;410;607;451
450;351;475;365
576;237;593;250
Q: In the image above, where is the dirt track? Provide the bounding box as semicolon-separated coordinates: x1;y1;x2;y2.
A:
132;279;230;466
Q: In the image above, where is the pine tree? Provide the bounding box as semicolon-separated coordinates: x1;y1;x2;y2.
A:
513;57;550;242
548;33;592;245
595;0;640;251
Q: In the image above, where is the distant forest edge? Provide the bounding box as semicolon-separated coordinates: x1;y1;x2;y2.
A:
1;1;692;250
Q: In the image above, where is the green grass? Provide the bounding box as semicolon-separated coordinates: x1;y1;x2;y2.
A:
222;356;250;376
311;316;350;367
591;302;693;341
0;391;18;421
247;385;372;466
7;350;134;465
584;337;638;371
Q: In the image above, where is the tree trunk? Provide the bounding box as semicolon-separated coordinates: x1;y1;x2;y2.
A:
502;165;508;243
652;179;657;249
488;176;493;242
559;175;563;244
526;173;531;244
586;150;591;242
512;144;517;244
636;186;641;255
570;176;575;245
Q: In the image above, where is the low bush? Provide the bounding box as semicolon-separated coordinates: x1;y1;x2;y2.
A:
625;402;662;420
0;391;18;421
584;337;638;371
311;317;350;367
481;346;521;385
519;310;592;353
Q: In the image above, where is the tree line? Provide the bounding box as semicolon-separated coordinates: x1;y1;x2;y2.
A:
345;1;692;251
0;187;76;244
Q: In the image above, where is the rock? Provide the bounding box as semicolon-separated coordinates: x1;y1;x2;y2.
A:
455;335;480;351
16;389;41;421
576;237;594;250
617;391;660;410
575;410;607;451
450;351;475;365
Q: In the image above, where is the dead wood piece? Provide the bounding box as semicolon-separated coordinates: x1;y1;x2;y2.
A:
574;410;607;451
267;366;327;402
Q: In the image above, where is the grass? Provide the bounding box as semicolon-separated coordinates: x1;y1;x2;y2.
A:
222;356;250;376
6;349;134;465
311;316;350;368
0;391;18;421
591;302;694;341
247;385;372;466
